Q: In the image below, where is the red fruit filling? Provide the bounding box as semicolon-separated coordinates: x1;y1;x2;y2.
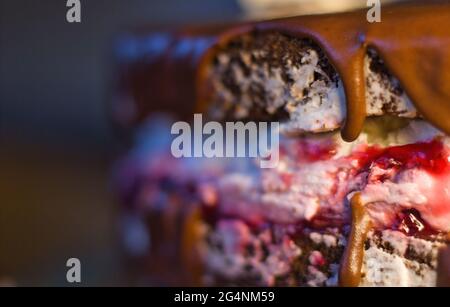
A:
355;139;448;175
203;139;449;237
394;209;439;237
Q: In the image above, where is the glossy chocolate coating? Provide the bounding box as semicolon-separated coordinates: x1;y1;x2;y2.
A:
338;193;372;287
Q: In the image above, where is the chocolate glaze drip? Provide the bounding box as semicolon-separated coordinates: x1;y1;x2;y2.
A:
197;2;450;141
339;193;372;287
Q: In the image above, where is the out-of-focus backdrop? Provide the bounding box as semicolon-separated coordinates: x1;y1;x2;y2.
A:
0;0;402;286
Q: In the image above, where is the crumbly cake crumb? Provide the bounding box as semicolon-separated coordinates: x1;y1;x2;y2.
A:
206;31;419;134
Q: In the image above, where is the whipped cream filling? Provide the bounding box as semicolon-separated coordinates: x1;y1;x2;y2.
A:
209;43;419;135
361;166;450;232
202;220;301;285
212;120;450;233
202;222;443;287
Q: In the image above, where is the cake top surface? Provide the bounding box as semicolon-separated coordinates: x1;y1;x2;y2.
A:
115;2;450;141
196;1;450;141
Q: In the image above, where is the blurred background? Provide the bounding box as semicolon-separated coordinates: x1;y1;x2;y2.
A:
0;0;402;286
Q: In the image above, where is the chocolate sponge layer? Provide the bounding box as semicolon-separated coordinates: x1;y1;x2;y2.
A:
205;31;418;134
200;221;448;287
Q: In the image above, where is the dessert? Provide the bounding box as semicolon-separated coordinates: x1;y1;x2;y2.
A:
115;2;450;286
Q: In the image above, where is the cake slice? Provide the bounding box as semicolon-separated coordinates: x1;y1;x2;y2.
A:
194;123;449;287
190;2;450;286
114;2;450;287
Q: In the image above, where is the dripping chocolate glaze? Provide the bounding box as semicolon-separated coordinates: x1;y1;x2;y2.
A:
197;2;450;142
339;193;372;287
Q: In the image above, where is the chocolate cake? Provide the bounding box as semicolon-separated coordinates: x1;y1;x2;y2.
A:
115;1;450;287
202;32;417;130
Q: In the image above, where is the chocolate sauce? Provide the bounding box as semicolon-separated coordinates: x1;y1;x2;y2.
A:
339;193;372;287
